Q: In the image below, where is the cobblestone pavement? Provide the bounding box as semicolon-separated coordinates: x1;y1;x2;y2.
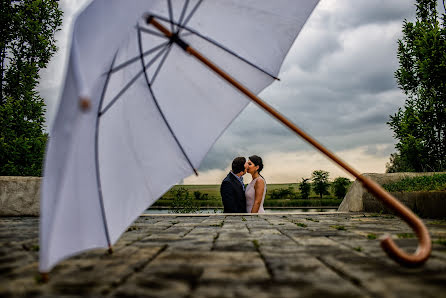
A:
1;213;445;297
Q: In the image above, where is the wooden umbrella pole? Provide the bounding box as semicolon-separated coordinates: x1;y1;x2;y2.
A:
147;16;431;266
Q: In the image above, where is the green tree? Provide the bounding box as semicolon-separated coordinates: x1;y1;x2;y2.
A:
311;170;330;199
387;0;446;172
0;1;62;176
298;178;311;199
331;177;351;200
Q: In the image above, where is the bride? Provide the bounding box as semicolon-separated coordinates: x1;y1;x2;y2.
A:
245;155;266;213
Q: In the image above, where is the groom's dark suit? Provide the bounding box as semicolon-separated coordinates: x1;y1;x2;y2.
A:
220;172;246;213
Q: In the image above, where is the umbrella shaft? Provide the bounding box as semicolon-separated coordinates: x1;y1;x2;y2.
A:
186;45;432;266
146;16;430;266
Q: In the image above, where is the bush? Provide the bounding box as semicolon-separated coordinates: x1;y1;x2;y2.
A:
268;186;296;200
263;198;342;207
171;187;200;213
382;174;446;192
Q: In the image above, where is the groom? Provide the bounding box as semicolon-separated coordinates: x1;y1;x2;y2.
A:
220;157;247;213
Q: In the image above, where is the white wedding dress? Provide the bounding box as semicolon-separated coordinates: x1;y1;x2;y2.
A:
245;177;266;213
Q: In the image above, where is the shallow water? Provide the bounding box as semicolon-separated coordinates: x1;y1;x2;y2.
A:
144;208;338;214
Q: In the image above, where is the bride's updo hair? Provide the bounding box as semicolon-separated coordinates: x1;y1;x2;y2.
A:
249;155;263;173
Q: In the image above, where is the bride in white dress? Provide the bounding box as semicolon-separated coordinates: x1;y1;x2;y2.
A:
245;155;266;213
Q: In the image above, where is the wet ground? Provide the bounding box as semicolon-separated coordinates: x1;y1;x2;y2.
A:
1;213;445;297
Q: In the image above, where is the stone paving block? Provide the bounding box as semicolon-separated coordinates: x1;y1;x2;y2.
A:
166;239;213;251
201;264;269;282
258;242;307;255
217;230;251;241
112;277;191;298
249;228;283;236
213;239;256;252
144;233;183;241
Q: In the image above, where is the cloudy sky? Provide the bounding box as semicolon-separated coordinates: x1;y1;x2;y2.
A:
37;0;442;184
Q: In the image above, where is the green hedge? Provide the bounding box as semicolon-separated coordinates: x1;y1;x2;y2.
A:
382;174;446;192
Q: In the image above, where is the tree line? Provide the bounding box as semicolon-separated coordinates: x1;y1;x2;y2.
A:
269;170;351;200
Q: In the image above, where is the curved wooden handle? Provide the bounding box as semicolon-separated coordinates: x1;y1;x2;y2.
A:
147;15;432;267
356;176;431;266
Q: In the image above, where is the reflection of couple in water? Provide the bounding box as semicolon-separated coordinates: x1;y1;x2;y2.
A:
220;155;266;214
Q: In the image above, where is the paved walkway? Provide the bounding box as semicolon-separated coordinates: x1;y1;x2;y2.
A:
1;213;445;297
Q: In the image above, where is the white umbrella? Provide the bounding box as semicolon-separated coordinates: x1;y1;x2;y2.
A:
40;0;320;273
40;0;431;275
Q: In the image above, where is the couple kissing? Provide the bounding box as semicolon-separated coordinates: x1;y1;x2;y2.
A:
220;155;266;213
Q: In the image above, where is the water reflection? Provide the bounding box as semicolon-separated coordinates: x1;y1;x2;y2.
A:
144;208;338;214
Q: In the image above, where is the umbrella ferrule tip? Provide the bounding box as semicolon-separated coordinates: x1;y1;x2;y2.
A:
145;14;154;24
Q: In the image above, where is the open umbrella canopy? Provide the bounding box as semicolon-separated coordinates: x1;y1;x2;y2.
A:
40;0;320;272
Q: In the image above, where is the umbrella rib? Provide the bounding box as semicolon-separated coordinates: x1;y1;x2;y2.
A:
151;14;279;81
167;0;175;33
178;0;203;33
180;32;193;37
108;41;169;75
137;27;198;176
100;44;170;117
139;27;169;39
150;42;173;85
177;0;190;32
94;50;120;250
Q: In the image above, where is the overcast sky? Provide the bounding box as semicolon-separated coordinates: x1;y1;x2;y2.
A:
37;0;443;184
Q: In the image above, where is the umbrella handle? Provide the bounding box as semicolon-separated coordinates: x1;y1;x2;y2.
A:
146;15;431;267
356;176;431;266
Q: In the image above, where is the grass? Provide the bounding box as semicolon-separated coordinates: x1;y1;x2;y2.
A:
295;223;308;228
367;233;377;240
306;218;320;222
382;173;446;192
330;225;346;231
353;246;362;252
151;183;344;208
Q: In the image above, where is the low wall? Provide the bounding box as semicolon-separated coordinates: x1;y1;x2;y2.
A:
338;172;446;218
0;176;41;216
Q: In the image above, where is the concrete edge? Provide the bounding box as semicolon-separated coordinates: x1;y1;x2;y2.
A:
140;212;349;217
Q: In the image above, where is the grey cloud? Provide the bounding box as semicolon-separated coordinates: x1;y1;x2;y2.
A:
319;0;415;30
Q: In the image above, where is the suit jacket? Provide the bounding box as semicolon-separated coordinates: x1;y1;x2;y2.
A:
220;172;246;213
